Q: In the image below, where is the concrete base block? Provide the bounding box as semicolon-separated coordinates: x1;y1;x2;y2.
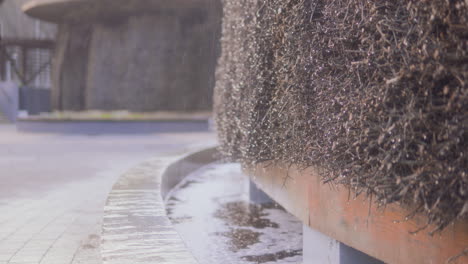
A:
303;225;341;264
249;180;274;204
303;225;383;264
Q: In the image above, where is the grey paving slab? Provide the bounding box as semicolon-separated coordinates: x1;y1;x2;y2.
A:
0;124;215;264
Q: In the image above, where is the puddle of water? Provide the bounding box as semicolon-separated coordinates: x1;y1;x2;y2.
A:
165;163;302;264
216;228;262;252
214;201;280;229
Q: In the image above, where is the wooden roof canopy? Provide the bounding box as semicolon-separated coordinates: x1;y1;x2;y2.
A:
0;38;54;49
22;0;214;23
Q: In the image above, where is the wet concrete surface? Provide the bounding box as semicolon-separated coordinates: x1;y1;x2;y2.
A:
166;163;303;264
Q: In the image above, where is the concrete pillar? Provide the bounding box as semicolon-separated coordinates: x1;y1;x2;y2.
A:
249;180;274;204
52;23;91;111
303;225;384;264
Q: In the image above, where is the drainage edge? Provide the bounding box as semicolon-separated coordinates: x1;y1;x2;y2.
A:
101;146;219;264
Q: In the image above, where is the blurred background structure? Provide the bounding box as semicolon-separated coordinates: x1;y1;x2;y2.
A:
0;0;55;121
0;0;221;121
24;0;221;112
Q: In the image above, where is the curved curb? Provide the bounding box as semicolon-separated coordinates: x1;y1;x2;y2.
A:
101;146;219;264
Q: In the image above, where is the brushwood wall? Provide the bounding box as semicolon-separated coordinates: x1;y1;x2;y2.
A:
53;4;221;111
215;0;467;231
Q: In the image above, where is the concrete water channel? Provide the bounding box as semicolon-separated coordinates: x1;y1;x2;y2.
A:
165;163;303;264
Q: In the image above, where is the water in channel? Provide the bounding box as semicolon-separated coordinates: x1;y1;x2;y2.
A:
165;163;303;264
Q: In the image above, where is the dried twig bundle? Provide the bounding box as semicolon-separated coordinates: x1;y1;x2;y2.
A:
215;0;468;232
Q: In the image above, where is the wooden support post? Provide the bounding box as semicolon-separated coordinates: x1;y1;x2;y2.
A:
22;47;28;85
0;46;4;81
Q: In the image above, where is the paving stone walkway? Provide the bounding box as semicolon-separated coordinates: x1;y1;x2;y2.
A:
0;124;215;264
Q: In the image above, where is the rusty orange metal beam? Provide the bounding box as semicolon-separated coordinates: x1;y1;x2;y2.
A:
246;163;468;264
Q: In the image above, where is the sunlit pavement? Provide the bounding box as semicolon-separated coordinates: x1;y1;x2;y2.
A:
0;124;215;264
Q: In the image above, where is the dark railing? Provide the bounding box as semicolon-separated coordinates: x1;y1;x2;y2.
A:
0;83;51;121
0;37;54;120
19;86;51;115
